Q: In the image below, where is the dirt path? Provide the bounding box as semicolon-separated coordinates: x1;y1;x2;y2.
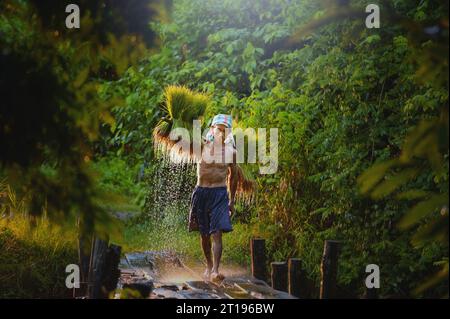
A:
115;250;296;299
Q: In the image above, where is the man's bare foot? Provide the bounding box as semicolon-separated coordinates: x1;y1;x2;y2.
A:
203;268;211;281
211;271;225;283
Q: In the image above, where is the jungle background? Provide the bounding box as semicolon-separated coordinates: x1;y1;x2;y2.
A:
0;0;448;298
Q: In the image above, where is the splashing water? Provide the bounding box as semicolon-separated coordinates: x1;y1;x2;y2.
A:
141;142;256;255
141;154;196;252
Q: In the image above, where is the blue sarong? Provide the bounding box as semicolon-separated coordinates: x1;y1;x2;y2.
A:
188;185;233;235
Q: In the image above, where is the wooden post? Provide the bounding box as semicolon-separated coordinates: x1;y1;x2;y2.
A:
250;238;266;281
288;258;302;297
76;217;92;297
78;235;91;281
271;261;288;292
77;233;91;297
320;240;341;299
87;237;109;299
101;244;122;298
364;287;378;299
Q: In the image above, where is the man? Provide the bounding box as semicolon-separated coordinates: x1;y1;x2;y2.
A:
188;114;238;282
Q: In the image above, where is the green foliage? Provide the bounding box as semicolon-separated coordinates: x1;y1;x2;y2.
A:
91;155;146;212
117;214;252;267
355;0;449;294
0;0;170;236
105;0;448;297
0;215;78;298
358;110;449;295
97;47;180;161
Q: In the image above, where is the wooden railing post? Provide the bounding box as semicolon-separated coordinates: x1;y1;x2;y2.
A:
87;237;109;299
271;261;288;292
288;258;302;297
76;217;92;297
250;238;267;281
86;236;122;299
77;233;92;297
320;240;341;299
364;286;378;299
102;244;122;297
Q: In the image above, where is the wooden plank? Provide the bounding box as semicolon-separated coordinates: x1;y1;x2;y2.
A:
185;280;216;290
121;280;154;298
222;286;255;299
185;280;228;299
249;277;270;287
235;282;296;299
178;289;222;299
125;252;151;268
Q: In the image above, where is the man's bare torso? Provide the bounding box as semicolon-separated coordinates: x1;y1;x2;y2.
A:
197;142;234;187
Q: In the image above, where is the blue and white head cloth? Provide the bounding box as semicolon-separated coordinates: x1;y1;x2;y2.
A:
205;114;235;146
211;114;232;128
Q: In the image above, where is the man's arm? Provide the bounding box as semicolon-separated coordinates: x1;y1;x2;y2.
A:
228;151;238;217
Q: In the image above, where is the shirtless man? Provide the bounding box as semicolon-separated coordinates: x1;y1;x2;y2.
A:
188;114;238;282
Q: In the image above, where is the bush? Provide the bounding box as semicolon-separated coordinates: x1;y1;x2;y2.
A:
91;155;146;211
0;215;78;298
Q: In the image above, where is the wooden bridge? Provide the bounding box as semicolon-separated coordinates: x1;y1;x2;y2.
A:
75;237;353;299
117;249;295;299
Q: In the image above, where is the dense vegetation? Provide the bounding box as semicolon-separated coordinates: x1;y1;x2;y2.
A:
101;0;448;298
0;0;169;298
1;0;448;298
0;213;77;298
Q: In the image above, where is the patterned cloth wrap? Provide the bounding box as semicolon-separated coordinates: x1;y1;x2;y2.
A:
188;185;233;235
205;114;235;146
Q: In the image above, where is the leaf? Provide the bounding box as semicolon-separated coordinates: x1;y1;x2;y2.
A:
357;159;397;195
73;67;90;88
396;189;431;200
411;212;449;246
400;119;435;163
360;34;381;46
412;261;449;297
398;194;449;230
243;42;255;57
370;168;419;200
255;47;264;55
226;44;233;55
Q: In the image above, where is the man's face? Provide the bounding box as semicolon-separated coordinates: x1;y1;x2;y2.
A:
212;124;227;143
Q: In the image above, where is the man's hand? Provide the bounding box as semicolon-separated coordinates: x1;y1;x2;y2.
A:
229;201;235;217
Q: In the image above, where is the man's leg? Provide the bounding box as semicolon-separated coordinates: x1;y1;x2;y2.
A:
201;234;213;279
211;230;224;280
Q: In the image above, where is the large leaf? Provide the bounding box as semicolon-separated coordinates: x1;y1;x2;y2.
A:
357;159;397;195
370;167;419;200
398;193;449;230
